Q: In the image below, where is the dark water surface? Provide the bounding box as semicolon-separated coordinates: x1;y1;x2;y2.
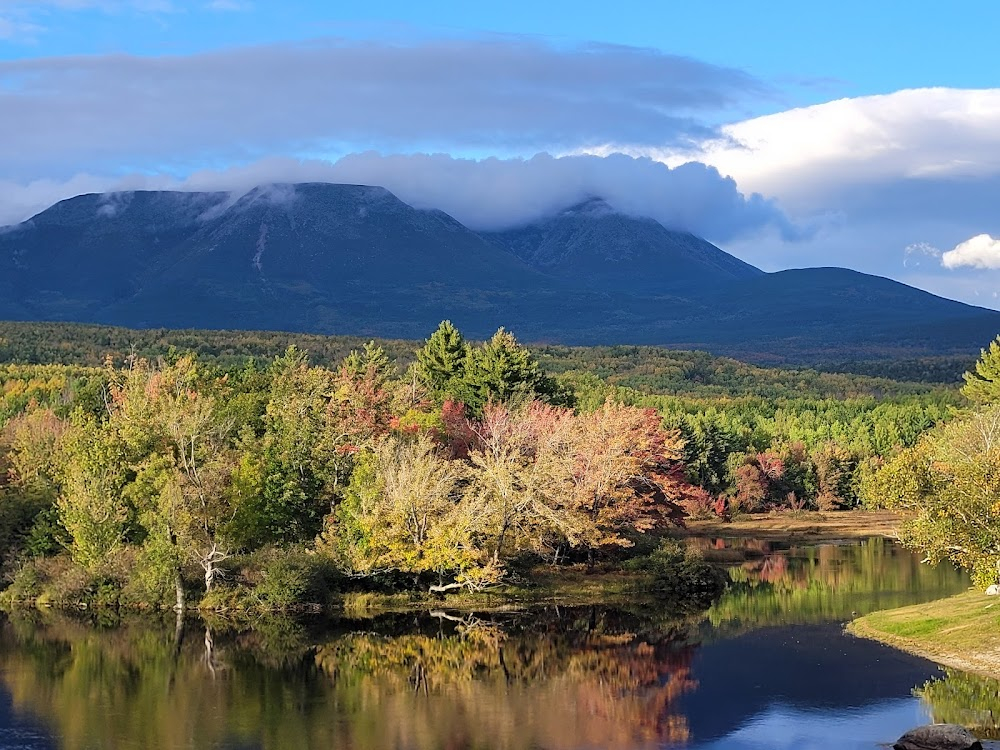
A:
0;538;990;750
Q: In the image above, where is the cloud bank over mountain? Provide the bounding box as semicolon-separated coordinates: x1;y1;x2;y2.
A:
0;152;797;250
625;88;1000;306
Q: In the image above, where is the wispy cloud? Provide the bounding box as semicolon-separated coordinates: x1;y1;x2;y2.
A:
204;0;249;10
0;36;767;177
0;0;180;42
903;241;941;268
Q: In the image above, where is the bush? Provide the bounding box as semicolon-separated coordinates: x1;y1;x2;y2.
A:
627;539;729;603
31;556;95;606
232;548;342;610
3;561;43;603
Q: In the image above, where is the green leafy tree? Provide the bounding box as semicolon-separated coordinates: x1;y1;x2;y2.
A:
56;414;133;571
877;405;1000;587
227;349;334;548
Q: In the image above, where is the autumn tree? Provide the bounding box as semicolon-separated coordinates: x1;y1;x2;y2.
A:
326;341;398;447
464;401;573;564
321;434;487;588
813;442;858;510
564;401;689;552
464;399;690;566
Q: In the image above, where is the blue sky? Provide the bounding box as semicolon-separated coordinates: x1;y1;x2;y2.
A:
2;0;1000;307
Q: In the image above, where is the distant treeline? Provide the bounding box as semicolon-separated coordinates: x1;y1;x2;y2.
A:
0;320;965;397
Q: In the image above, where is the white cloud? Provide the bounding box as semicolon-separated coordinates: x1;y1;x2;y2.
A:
0;151;796;245
942;234;1000;270
584;87;1000;308
652;88;1000;211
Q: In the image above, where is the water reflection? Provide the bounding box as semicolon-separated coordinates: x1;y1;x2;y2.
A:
704;536;969;631
1;607;701;750
917;669;1000;739
0;540;980;750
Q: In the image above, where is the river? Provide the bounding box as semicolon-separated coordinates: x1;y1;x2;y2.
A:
0;537;988;749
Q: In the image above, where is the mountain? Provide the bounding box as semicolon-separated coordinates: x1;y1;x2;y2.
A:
485;197;762;292
1;182;998;364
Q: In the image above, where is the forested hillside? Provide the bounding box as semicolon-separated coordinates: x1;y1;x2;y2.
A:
0;320;965;394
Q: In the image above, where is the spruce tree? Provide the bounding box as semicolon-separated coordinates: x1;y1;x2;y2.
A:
415;321;469;401
463;328;570;413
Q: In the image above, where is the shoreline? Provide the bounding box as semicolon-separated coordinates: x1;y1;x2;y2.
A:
2;511;906;617
848;590;1000;681
676;509;904;543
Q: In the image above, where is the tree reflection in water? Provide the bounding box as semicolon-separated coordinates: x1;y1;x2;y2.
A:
0;606;701;750
918;668;1000;739
0;540;976;750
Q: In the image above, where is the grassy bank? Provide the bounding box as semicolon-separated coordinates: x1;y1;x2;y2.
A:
678;509;905;543
848;590;1000;679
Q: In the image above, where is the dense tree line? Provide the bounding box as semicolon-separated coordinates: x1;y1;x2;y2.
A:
865;336;1000;587
0;320;958;396
0;322;968;608
0;325;703;608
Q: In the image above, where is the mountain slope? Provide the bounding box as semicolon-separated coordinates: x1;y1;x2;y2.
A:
0;190;230;318
1;183;998;363
484;197;762;291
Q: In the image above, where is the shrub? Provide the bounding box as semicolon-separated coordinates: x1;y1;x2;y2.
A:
627;539;729;603
249;549;342;610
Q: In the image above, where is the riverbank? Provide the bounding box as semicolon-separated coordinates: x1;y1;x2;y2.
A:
678;509;905;542
849;590;1000;679
2;512;903;617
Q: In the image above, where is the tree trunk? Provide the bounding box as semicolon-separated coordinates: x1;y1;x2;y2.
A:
172;606;185;659
204;558;215;593
174;570;185;613
428;581;466;593
203;626;218;678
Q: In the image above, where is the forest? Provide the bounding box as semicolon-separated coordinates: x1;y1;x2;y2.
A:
0;320;983;611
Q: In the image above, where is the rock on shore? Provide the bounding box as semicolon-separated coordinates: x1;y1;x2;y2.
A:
894;724;982;750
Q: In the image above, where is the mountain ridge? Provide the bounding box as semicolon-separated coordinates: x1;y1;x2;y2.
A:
1;182;997;364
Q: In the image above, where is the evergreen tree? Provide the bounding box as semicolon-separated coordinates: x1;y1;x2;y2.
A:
463;328;570;413
414;321;469;402
962;336;1000;404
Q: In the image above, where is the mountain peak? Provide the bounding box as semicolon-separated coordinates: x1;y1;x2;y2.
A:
559;196;616;217
485;197;762;290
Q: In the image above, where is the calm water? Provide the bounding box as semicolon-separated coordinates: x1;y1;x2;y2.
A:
0;538;990;750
